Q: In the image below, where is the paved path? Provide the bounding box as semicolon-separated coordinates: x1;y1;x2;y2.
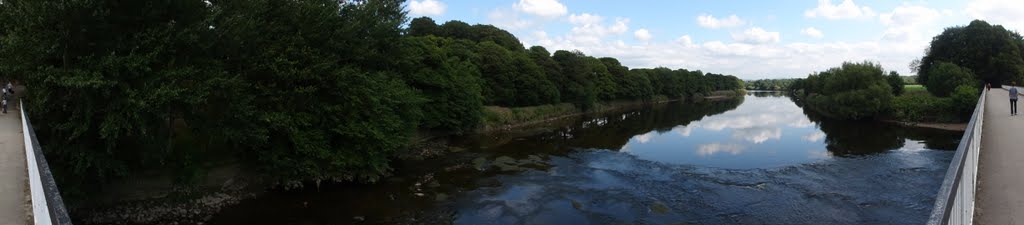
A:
976;88;1024;225
0;94;25;225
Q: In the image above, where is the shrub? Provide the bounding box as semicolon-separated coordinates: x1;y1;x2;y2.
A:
803;61;894;120
926;62;976;97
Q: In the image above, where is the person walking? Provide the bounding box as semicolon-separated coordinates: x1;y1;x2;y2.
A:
1011;81;1019;116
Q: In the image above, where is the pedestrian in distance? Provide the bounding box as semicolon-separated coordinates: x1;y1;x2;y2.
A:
987;83;992;91
1010;81;1019;116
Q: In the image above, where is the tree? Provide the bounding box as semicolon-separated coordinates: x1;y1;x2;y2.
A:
470;24;524;51
407;16;439;37
887;71;905;95
0;0;234;194
439;20;473;40
918;20;1024;87
527;46;564;102
803;61;894;120
474;41;517;105
213;0;421;186
926;62;976;97
400;36;483;133
552;50;597;109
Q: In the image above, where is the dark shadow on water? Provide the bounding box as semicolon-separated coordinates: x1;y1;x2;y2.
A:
798;99;960;155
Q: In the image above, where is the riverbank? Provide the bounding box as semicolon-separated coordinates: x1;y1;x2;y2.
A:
479;90;744;133
75;91;745;224
882;120;967;131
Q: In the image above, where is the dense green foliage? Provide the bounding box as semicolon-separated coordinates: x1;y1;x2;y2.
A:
798;62;894;120
925;62;977;97
889;90;957;122
745;78;799;90
0;0;743;195
399;36;483;133
887;71;905;96
794;61;979;122
917;20;1024;89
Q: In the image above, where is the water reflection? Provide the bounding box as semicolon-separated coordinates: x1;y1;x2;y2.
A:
208;92;962;225
611;92;959;168
447;92;962;225
618;92;826;168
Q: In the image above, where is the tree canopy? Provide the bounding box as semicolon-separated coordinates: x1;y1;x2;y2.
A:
800;61;894;120
917;20;1024;89
0;0;745;197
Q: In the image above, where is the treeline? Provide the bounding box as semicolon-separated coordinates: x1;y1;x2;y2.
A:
406;17;743;110
916;20;1024;91
790;20;1022;122
0;0;742;195
744;78;799;90
792;61;975;122
790;62;905;120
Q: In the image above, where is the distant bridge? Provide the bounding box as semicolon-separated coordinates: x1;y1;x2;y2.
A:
930;85;1024;224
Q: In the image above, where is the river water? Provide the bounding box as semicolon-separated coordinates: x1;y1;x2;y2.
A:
210;92;961;225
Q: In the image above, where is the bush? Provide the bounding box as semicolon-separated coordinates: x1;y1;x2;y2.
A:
950;85;981;118
889;91;956;122
926;62;976;97
803;61;894;120
887;84;979;123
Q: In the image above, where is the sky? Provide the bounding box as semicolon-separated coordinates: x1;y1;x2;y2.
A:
403;0;1024;79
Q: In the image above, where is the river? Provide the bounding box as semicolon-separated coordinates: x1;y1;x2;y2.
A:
209;91;961;224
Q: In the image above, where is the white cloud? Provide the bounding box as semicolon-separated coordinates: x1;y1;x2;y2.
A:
569;13;602;25
696;14;746;29
511;2;938;79
609;18;629;34
802;132;826;142
408;0;446;16
732;27;780;44
514;0;568;18
675;35;695;47
697;143;746;156
800;27;824;38
488;8;535;30
634;29;652;41
967;0;1024;32
635;132;656;144
805;0;876;20
879;3;942;43
733;127;782;144
563;13;631;45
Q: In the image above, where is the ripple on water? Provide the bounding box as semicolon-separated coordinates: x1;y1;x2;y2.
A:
452;149;953;225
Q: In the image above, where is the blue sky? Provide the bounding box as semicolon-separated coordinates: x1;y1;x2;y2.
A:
405;0;1024;79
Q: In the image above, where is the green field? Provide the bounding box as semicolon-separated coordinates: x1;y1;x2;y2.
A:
904;84;925;93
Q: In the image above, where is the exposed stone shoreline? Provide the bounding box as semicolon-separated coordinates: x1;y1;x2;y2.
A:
76;177;255;225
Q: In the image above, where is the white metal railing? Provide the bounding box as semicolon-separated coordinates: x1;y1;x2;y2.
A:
22;99;51;224
927;86;987;225
20;99;72;224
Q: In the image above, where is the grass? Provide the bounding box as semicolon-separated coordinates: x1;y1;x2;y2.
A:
904;84;925;92
481;103;578;129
